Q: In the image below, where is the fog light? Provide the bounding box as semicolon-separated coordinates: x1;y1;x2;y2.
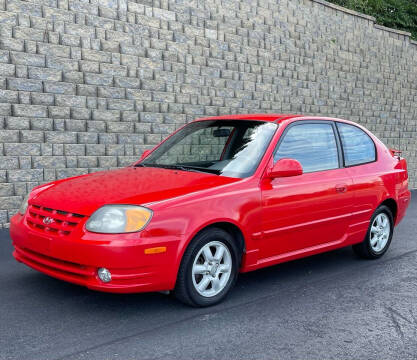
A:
98;268;111;283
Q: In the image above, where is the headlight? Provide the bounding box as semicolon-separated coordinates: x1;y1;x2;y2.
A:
85;205;153;234
19;193;30;215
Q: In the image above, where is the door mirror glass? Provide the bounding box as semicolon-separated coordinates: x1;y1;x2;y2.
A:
269;158;303;178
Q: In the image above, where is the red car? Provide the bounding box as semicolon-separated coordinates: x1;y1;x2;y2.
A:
10;114;411;306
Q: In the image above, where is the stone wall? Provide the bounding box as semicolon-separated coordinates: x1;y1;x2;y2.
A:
0;0;416;227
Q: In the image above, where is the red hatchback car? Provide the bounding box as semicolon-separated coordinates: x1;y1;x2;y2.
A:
10;114;411;306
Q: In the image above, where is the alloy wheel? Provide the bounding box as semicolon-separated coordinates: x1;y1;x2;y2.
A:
370;213;390;253
191;241;232;297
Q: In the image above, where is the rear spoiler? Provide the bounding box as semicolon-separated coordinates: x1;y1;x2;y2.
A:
391;148;408;176
389;148;402;159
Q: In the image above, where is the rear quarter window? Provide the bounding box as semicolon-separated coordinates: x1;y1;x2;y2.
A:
336;123;376;166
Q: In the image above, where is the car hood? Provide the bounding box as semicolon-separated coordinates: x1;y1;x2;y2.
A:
31;167;240;215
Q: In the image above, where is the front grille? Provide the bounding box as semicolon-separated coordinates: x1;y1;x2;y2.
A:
26;204;85;236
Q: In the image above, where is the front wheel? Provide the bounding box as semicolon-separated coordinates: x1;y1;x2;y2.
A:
174;228;240;307
353;205;393;259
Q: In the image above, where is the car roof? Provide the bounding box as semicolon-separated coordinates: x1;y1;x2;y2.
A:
194;114;356;125
194;114;299;123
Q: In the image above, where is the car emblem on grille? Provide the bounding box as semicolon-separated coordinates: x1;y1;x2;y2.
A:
43;217;54;225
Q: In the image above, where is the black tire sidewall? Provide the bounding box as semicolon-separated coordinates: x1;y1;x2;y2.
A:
183;229;239;307
366;205;394;257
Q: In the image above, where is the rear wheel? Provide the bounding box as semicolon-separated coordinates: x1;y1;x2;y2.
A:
174;228;240;307
353;205;393;259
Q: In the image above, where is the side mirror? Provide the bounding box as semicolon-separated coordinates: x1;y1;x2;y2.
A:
139;149;151;161
268;158;303;178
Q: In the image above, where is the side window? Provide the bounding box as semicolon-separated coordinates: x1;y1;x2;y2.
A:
336;123;376;166
274;123;339;173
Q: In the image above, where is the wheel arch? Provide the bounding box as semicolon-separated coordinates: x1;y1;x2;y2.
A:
178;220;247;265
379;198;398;223
171;220;247;293
201;221;246;256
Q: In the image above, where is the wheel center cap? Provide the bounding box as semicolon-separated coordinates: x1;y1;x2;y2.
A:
210;262;219;276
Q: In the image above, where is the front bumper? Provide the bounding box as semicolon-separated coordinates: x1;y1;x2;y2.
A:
10;214;182;293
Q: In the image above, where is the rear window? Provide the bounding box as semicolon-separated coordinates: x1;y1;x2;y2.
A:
336;123;376;166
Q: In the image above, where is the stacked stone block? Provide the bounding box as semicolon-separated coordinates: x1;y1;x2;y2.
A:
0;0;416;227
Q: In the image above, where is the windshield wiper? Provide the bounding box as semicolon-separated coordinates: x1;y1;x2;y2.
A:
177;165;220;175
156;164;199;172
136;163;220;175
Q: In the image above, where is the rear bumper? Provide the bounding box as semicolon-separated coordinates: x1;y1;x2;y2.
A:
10;214;182;293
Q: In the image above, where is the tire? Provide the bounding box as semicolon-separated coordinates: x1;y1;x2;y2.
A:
352;205;394;259
174;228;240;307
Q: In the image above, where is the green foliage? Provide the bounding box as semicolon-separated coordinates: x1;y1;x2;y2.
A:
327;0;417;39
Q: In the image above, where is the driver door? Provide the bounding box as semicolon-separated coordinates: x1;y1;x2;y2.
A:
260;121;354;259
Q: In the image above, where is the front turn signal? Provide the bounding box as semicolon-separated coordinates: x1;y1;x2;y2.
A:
144;246;167;255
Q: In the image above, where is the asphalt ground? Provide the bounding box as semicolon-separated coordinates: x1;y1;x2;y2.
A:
1;191;416;360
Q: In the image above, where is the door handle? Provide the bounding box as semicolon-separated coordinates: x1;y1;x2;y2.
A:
335;184;348;193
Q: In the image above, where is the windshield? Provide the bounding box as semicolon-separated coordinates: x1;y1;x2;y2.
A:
139;120;277;178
